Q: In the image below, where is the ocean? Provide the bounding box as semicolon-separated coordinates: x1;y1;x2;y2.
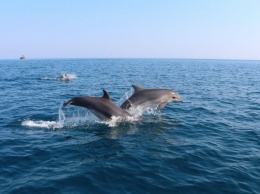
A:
0;59;259;194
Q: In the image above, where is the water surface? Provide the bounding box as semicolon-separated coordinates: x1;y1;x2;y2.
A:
0;59;259;193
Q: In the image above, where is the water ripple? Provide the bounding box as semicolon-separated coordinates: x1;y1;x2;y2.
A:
1;59;260;193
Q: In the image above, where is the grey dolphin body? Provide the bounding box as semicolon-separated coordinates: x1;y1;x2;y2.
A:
121;85;182;110
63;90;132;121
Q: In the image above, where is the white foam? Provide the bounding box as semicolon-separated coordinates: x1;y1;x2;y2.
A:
41;73;77;81
100;115;140;127
41;77;56;80
21;120;63;129
22;102;65;129
125;105;160;118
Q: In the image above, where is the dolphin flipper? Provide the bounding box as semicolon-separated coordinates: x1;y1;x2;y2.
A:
157;102;167;110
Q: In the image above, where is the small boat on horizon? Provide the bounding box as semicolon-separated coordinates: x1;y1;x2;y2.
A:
20;55;25;60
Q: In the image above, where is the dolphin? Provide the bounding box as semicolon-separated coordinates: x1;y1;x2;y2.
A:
63;90;132;121
57;74;69;81
120;85;183;110
57;74;75;81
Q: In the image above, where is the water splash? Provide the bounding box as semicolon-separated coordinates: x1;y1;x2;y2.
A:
41;73;77;81
56;73;77;81
116;88;133;106
61;105;98;128
22;91;161;129
99;115;140;127
40;77;56;80
21;102;66;129
57;101;66;127
21;120;59;129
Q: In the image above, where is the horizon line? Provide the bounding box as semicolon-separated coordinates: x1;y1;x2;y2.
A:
0;57;260;61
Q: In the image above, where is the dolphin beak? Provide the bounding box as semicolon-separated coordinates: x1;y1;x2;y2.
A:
173;93;183;102
63;100;71;108
178;95;183;102
176;97;183;102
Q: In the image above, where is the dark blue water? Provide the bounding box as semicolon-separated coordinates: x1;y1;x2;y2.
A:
0;59;259;194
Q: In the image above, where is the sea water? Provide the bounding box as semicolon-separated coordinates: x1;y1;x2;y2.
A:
0;59;259;193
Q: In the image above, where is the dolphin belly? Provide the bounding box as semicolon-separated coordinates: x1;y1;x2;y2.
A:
90;109;111;121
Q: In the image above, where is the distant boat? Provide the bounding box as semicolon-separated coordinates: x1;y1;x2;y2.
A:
20;55;25;60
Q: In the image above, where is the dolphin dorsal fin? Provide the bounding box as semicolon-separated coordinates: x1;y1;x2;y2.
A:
102;90;111;100
132;85;144;93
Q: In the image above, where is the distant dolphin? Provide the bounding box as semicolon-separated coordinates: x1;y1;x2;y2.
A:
63;90;132;121
121;85;183;110
57;74;70;81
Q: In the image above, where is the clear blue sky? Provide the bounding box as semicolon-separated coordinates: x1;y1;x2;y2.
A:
0;0;259;59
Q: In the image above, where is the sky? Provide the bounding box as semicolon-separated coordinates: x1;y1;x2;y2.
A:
0;0;260;60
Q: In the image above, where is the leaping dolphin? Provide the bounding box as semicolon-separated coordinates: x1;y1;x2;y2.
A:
120;85;182;110
63;90;132;121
